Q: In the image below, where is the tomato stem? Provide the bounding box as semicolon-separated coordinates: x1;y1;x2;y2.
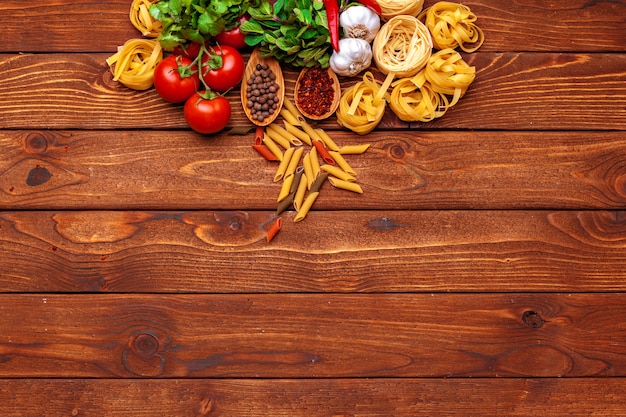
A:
193;43;228;96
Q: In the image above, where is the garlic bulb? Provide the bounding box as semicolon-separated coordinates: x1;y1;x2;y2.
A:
329;38;373;77
339;5;380;43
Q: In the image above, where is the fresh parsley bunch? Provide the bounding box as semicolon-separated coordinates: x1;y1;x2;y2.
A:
241;0;332;68
150;0;259;50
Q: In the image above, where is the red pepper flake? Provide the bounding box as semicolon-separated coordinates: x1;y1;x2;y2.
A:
296;68;334;117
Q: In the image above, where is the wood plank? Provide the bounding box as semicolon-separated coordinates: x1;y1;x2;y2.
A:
1;210;626;293
1;293;625;378
1;53;624;130
2;130;626;210
2;378;626;416
471;0;626;52
1;0;624;53
0;0;137;53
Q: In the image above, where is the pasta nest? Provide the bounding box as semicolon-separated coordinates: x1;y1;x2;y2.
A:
130;0;162;38
372;15;433;78
389;71;449;123
419;1;485;53
336;72;390;135
425;48;476;103
106;39;163;90
376;0;425;21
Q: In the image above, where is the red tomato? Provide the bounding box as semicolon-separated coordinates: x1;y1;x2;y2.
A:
172;41;204;60
153;56;199;103
201;45;245;92
184;92;231;134
214;15;249;50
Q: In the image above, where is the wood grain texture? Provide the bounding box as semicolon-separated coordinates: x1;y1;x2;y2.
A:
1;0;624;53
1;210;626;293
2;378;626;416
1;0;625;414
1;293;625;378
2;130;626;210
1;53;624;130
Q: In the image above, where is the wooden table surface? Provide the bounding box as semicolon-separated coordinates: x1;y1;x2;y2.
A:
1;0;626;415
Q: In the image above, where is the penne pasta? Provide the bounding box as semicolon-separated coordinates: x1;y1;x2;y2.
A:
277;174;295;202
249;96;372;238
321;164;356;182
263;132;284;161
329;177;364;193
302;152;315;189
276;193;294;214
283;121;312;145
338;143;371;154
265;124;292;149
299;120;324;143
312;139;335;165
309;146;321;180
293;191;319;222
310;172;329;193
280;108;301;126
290;167;304;194
283;97;305;124
252;144;280;161
293;172;308;211
274;147;295;182
329;151;357;176
266;216;283;242
254;126;265;145
285;146;304;179
314;128;340;151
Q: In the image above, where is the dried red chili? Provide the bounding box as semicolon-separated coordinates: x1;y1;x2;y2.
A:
296;68;335;117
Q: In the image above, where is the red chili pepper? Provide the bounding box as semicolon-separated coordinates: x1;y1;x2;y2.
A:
323;0;340;52
356;0;382;15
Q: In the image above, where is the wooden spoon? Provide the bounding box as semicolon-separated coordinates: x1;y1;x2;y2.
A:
293;66;341;120
240;48;285;126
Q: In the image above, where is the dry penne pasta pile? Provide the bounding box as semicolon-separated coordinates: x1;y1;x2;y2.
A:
253;97;370;241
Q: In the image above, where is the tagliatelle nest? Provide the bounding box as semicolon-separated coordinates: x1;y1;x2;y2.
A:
376;0;425;20
419;1;485;53
372;15;433;78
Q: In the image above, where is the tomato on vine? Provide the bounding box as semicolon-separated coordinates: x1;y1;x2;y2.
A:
171;41;205;60
214;14;250;50
184;91;231;134
153;55;199;103
200;45;245;93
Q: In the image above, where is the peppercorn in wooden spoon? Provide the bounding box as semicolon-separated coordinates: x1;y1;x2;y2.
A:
241;48;285;126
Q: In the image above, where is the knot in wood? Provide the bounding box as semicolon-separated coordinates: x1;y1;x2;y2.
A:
122;330;168;376
25;132;50;154
26;166;52;186
615;170;626;199
213;212;251;235
522;310;544;328
131;332;160;357
389;144;406;160
229;219;242;231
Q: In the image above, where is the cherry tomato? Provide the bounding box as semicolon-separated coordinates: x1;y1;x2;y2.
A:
214;15;249;50
172;41;204;60
153;55;199;103
184;92;231;134
201;45;245;92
